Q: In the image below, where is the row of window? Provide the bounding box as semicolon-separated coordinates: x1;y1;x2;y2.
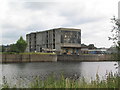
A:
61;31;81;44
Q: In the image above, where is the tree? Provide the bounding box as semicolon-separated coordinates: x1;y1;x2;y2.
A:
0;45;5;52
109;16;120;60
9;44;19;53
8;36;27;53
16;36;27;53
0;45;3;52
87;44;97;49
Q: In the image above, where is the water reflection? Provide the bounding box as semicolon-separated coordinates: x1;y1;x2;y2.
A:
1;61;119;85
0;64;2;87
118;62;120;76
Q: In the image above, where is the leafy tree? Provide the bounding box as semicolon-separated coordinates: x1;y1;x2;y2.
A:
0;45;5;52
109;16;120;60
16;36;27;53
9;44;19;53
116;42;120;60
8;36;27;53
0;45;2;52
88;44;97;49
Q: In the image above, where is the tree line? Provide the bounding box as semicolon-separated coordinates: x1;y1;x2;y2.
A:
1;36;27;53
109;16;120;60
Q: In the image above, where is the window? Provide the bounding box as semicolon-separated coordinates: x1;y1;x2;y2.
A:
61;31;81;44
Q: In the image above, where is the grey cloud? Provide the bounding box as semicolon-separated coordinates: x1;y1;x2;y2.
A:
2;32;19;39
22;2;103;26
2;23;48;43
59;11;104;26
23;2;58;10
62;17;104;27
77;17;103;24
80;18;102;23
1;23;18;29
25;24;46;32
1;1;114;47
2;28;27;45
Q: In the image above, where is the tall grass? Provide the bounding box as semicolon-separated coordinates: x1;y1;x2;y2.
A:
1;52;56;55
1;72;120;88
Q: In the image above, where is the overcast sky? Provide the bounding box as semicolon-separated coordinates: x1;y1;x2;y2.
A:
0;0;119;48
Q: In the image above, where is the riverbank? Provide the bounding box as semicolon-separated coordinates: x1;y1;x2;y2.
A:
1;73;120;88
57;54;114;61
1;53;57;63
0;53;115;63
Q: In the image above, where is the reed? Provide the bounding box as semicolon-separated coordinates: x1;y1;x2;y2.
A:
1;72;120;88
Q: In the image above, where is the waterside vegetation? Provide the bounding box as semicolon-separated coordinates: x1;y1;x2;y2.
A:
1;72;120;88
1;52;56;55
109;16;120;61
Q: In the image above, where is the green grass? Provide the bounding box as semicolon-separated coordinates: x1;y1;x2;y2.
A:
1;52;56;55
1;72;120;88
19;52;56;55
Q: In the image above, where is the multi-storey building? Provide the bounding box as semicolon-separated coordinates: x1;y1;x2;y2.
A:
26;28;81;54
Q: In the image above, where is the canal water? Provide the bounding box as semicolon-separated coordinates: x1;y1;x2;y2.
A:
0;61;119;87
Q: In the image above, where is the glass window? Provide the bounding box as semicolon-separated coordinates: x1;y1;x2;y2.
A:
61;31;81;44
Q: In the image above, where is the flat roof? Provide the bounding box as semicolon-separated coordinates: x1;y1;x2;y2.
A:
27;28;81;35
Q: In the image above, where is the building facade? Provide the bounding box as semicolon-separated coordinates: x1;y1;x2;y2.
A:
26;28;81;54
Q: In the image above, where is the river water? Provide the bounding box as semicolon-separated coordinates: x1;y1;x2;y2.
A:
0;61;119;87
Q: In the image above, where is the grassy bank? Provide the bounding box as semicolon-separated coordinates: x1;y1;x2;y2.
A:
1;52;56;55
19;52;56;55
1;73;120;88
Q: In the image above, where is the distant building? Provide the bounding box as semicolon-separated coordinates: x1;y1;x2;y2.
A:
81;43;97;54
81;44;89;54
26;28;81;54
0;45;10;52
80;44;108;54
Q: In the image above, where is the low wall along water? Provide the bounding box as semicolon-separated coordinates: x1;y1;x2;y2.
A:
1;54;114;63
57;54;114;61
1;54;57;63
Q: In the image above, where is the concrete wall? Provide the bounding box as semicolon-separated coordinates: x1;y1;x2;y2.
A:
55;30;61;52
26;33;36;52
1;54;115;63
26;34;30;52
57;54;114;61
1;54;57;63
36;32;44;52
